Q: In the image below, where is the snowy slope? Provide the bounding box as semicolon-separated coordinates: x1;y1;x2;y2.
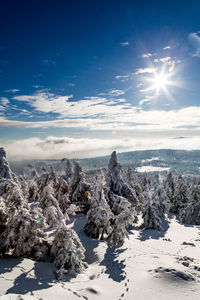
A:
1;213;200;300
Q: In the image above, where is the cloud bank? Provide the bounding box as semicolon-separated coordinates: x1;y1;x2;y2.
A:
3;135;200;161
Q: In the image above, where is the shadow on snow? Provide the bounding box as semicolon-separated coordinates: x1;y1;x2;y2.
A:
0;256;56;295
100;246;127;282
138;218;170;241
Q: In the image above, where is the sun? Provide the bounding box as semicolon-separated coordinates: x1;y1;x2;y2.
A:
153;73;168;91
150;71;170;93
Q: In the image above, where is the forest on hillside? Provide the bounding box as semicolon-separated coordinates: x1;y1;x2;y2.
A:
1;147;200;279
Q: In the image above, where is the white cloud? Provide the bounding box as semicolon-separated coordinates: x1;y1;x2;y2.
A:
3;134;200;161
1;105;200;135
163;46;171;50
108;89;125;96
141;53;152;58
13;92;131;118
3;136;138;160
115;74;130;82
154;57;171;63
1;97;9;106
189;32;200;57
135;67;157;75
0;116;94;129
13;92;73;115
139;95;154;105
5;89;20;93
120;41;130;47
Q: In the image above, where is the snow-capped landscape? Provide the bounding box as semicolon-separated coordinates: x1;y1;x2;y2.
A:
1;147;200;299
1;1;200;299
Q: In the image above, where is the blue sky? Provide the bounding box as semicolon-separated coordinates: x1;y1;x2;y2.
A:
1;0;200;160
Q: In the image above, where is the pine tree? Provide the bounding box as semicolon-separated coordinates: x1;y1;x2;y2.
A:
85;187;113;239
107;208;136;246
0;180;49;260
106;151;138;207
61;158;73;183
55;177;70;214
70;161;91;212
0;197;8;236
152;180;170;219
1;205;49;259
39;184;65;228
0;147;13;180
142;190;162;231
164;172;175;205
172;175;189;214
179;183;200;225
126;166;145;211
51;220;87;278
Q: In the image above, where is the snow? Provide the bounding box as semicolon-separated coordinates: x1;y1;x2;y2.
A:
141;157;160;163
136;166;170;172
1;213;200;300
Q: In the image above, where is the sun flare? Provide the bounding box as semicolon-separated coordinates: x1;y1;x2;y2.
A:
152;73;168;91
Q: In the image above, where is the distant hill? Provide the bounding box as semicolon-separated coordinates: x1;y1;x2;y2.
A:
10;149;200;175
76;149;200;175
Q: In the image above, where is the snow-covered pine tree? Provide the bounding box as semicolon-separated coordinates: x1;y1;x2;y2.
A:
126;165;145;211
51;220;87;278
126;165;134;187
164;172;175;211
179;183;200;225
107;208;136;246
0;196;8;235
55;177;70;214
0;179;26;210
106;151;138;207
49;165;59;190
18;174;29;198
70;161;91;212
85;186;114;239
0;205;49;259
0;178;49;260
39;183;65;228
172;175;189;214
0;147;13;180
28;178;39;202
152;180;170;219
142;189;162;231
105;190;137;245
61;158;73;183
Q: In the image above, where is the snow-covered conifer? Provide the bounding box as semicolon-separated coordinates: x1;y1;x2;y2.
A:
70;161;91;212
40;184;65;228
106;151;138;206
85;187;113;239
172;175;189;214
126;166;145;211
179;183;200;225
0;197;8;235
61;158;73;183
51;220;87;278
55;177;70;214
0;204;49;259
0;147;13;180
142;190;162;231
107;208;136;246
152;181;170;218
